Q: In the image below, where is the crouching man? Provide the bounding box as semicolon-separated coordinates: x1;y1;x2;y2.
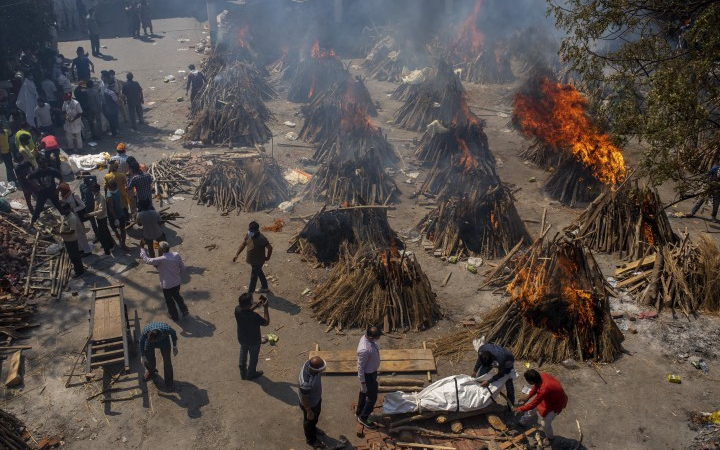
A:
513;369;568;445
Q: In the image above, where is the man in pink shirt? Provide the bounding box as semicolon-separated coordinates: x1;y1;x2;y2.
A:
139;240;189;321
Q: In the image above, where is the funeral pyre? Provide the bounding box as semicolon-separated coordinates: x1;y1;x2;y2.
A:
287;41;347;103
512;72;626;206
569;181;677;259
434;236;624;363
309;245;440;332
362;34;430;82
288;207;402;264
614;233;720;315
193;153;289;214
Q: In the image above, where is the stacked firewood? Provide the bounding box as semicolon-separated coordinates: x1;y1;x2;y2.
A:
312;121;399;167
392;60;469;132
416;184;530;259
194;154;289;214
186;61;275;146
287;43;347;103
435;236;624;363
0;409;31;449
299;75;378;144
0;217;34;295
310;245;440;332
544;159;605;207
449;40;515;84
569;181;677;259
149;156;199;205
287;207;402;264
362;35;429;82
614;234;720;315
307;148;400;206
518;139;563;170
0;297;37;341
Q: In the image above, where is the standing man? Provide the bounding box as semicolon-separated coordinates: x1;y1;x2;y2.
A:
356;325;382;429
122;72;144;130
688;164;720;223
0;124;15;183
234;292;269;380
185;64;206;103
39;133;61;171
513;369;568;444
34;98;55;136
111;142;129;174
17;134;37;169
298;356;327;449
70;47;94;82
138;0;153;35
59;183;94;255
86;81;103;140
87;8;101;56
101;82;120;137
136;198;163;256
232;221;272;293
62;92;83;153
27;158;63;227
139;322;178;390
473;343;516;408
59;203;86;278
106;180;129;250
139;240;189;321
86;183;115;256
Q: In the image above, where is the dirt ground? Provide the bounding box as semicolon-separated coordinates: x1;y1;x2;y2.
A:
2;11;719;450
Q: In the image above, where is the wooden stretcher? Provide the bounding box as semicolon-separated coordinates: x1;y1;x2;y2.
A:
310;343;437;376
86;284;133;374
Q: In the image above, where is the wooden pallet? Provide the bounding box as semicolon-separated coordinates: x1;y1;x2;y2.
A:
309;346;436;374
86;285;132;373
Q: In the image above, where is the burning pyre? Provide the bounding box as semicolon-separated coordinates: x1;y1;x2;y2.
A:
287;41;347;103
512;73;627;206
287;207;402;264
193;154;289;214
569;181;677;259
434;237;624;363
362;35;430;82
309;245;440;332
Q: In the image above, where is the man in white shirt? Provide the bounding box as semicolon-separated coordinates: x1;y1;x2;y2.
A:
59;203;86;278
41;78;58;104
62;92;83;153
34;98;54;135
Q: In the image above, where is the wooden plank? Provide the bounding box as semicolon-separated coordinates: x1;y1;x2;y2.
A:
615;271;652;288
4;350;22;387
309;357;436;373
614;253;656;275
308;349;434;361
90;284;125;292
90;356;126;368
93;298;122;341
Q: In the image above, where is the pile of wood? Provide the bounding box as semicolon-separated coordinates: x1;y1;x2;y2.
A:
0;216;34;296
149;156;198;206
310;246;440;332
185;61;275;146
24;237;72;300
451;40;515;84
287;44;347;103
0;296;37;343
298;75;378;145
417;184;531;259
312;120;399;167
435;236;624;363
392;60;469;132
194;154;289;214
362;35;429;82
0;409;31;449
204;34;267;77
307;148;400;206
615;234;720;315
569;181;677;258
544;158;605;207
518;139;563;170
288;207;402;264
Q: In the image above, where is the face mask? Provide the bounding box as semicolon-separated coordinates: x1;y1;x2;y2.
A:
247;230;254;238
109;189;117;194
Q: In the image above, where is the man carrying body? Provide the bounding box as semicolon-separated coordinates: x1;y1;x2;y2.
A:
298;356;328;449
140;240;189;321
234;292;269;380
356;325;382;429
513;369;568;445
232;221;272;293
139;322;178;390
473;343;516;408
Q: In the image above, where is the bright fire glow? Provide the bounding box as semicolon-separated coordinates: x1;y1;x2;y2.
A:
454;0;485;56
512;77;626;186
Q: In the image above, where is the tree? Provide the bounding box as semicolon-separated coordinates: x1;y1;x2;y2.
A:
550;1;720;193
0;0;56;79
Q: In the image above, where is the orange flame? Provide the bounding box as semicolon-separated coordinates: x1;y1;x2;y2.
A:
237;25;249;48
311;40;336;59
512;77;626;185
456;136;478;171
455;0;485;56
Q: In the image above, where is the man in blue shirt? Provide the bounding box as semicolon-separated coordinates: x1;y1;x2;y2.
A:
139;322;178;390
298;356;327;449
689;165;720;223
70;46;94;82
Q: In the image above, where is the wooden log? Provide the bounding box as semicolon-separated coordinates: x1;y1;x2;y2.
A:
4;350;22;387
397;443;457;450
378;377;426;386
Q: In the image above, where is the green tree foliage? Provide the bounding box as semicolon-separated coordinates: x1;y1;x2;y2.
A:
0;0;56;79
550;1;720;191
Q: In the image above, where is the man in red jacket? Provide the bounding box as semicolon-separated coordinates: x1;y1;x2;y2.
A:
513;369;568;442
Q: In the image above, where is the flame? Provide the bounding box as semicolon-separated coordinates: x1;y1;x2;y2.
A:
308;79;316;99
512;77;626;186
237;25;249;48
454;0;485;56
340;103;374;132
311;40;336;59
456;136;478;171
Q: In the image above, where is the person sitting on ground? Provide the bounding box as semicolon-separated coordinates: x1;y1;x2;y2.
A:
513;369;568;445
473;343;516;408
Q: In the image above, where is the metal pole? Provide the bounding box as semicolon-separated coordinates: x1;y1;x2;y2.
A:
207;0;218;44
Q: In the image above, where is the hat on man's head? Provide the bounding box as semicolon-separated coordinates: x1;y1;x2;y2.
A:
116;143;126;152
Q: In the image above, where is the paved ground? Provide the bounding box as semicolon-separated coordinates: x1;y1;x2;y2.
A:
1;4;719;450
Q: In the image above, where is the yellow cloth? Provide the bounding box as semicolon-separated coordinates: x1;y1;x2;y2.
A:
14;129;35;152
104;171;130;208
19;145;38;169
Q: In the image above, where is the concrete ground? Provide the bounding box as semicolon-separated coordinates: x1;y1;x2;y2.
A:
1;5;719;450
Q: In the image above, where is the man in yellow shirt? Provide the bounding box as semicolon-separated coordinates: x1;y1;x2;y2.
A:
104;160;131;210
14;123;35;154
0;125;16;183
18;134;38;169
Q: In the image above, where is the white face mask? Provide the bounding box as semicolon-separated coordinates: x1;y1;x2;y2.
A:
247;230;254;238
